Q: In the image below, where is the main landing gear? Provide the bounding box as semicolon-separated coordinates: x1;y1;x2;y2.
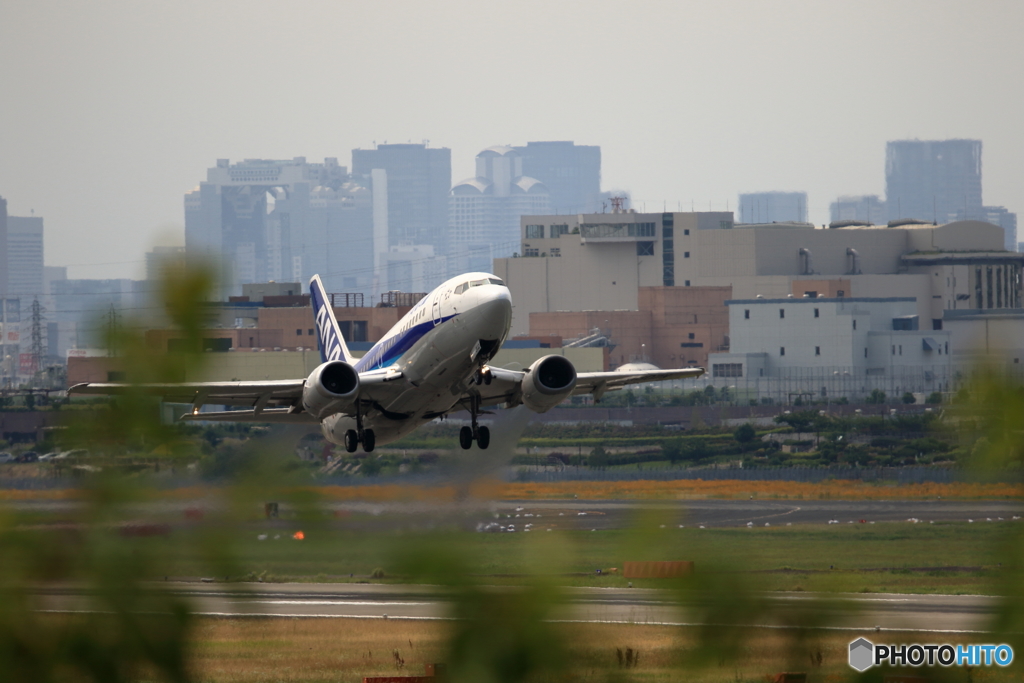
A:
343;405;375;453
459;395;490;450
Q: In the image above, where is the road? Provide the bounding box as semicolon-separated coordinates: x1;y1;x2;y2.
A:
32;582;1002;634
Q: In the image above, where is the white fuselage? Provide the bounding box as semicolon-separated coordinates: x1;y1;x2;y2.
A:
320;272;512;447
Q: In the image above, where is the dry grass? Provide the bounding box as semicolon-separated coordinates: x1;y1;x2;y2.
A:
186;617;1021;682
2;478;1020;505
314;479;1022;503
189;617;450;682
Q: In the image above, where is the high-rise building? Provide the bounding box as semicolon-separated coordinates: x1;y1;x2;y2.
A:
449;146;552;273
6;215;44;302
885;139;983;223
184;157;377;295
829;195;887;225
512;141;601;214
145;246;186;281
351;143;451;252
739;192;808;224
0;195;8;298
979;206;1018;251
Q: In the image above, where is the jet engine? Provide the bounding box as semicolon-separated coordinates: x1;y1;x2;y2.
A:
302;361;359;420
521;355;577;413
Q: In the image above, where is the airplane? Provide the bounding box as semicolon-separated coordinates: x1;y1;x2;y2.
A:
69;273;706;452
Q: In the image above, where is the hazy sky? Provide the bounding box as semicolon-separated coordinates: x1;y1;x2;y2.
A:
2;0;1022;279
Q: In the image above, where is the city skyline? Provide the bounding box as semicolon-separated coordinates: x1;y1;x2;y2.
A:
2;1;1022;279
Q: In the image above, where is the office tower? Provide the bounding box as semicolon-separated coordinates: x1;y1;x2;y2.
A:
351;143;451;252
979;206;1018;251
6;215;44;302
739;191;808;224
145;246;186;281
885;139;983;223
449;146;552;273
512;141;601;214
184;157;376;295
830;195;887;225
0;195;7;297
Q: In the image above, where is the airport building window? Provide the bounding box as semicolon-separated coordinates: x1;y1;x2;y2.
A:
688;332;695;340
524;248;540;257
744;309;750;319
296;329;302;335
684;280;690;286
853;319;857;330
550;224;569;238
779;309;785;319
550;248;561;257
815;346;820;356
637;241;655;256
525;224;544;239
814;308;819;318
684;229;690;235
780;347;785;356
308;329;314;335
712;363;743;378
663;239;673;253
684;251;690;258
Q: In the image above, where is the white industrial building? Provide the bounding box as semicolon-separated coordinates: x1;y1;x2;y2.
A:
707;296;953;401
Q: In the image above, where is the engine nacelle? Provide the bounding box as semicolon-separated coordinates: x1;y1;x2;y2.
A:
302;361;359;419
521;355;577;413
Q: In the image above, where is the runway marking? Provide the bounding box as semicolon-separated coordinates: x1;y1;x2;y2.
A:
248;600;433;607
34;610;999;634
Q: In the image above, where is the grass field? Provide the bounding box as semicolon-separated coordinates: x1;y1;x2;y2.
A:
88;519;1018;595
183;616;1020;682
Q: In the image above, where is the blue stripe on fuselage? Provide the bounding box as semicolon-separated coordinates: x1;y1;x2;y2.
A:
353;314;458;372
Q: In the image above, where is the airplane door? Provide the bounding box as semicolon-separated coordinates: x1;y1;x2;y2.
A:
431;294;441;326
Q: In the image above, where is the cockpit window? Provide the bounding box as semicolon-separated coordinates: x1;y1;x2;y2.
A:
470;279;488;288
454;283;466;294
488;278;505;286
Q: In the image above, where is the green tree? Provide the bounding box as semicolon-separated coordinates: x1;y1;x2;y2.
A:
926;391;943;404
774;410;816;433
901;392;916;404
865;389;887;404
733;423;756;443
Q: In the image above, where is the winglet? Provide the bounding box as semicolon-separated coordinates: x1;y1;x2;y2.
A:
309;274;354;364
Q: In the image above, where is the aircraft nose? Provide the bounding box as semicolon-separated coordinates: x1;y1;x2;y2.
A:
475;289;512;339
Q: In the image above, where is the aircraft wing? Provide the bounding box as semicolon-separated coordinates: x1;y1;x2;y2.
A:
454;364;706;411
67;368;406;422
574;367;705;399
67;380;305;408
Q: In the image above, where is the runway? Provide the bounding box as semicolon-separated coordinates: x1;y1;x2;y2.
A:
32;582;1003;634
330;498;1023;531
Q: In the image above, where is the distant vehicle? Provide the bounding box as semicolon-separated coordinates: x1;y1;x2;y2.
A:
0;453;12;464
38;451;62;461
70;273;705;452
14;451;39;463
58;449;89;459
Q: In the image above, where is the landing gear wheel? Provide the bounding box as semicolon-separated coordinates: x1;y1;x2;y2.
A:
362;429;375;453
344;430;358;453
476;425;490;450
459;426;473;450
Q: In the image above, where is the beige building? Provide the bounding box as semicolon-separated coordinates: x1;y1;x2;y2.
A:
495;212;1024;366
528;286;731;369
